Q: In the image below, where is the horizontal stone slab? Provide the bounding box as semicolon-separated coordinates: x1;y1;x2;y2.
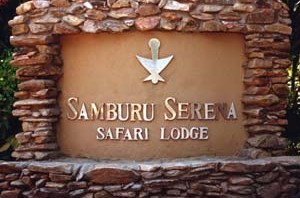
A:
0;157;299;197
19;117;58;123
0;163;22;174
18;79;55;91
16;65;62;79
28;163;73;174
265;23;292;35
246;125;286;134
13;99;57;108
10;54;52;66
10;35;58;46
15;143;58;152
2;156;300;172
242;95;280;107
85;168;140;185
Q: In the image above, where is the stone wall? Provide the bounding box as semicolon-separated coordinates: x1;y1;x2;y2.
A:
0;157;299;198
8;0;292;160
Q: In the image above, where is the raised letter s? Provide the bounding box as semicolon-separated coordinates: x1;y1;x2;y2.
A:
67;97;79;120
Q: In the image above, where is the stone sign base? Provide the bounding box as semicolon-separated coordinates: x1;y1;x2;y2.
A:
0;157;299;198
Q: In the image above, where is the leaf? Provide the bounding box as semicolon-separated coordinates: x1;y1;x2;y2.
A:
7;136;18;149
0;142;10;152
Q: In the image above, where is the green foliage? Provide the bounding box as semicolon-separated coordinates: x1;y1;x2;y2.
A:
285;0;300;111
0;0;26;160
283;0;300;154
288;142;300;155
0;49;20;160
0;50;16;116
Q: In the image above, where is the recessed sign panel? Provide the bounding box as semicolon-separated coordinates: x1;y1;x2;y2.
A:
58;32;246;160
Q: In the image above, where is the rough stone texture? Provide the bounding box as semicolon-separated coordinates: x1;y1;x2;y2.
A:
0;157;299;197
85;168;139;184
8;0;291;160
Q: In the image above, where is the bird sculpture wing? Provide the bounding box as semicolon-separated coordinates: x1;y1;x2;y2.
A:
136;55;155;73
156;55;174;73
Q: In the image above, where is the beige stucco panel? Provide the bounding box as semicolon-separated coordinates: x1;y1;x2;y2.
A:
58;32;246;160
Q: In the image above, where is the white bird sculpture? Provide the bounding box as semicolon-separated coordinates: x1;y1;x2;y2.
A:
136;38;173;84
